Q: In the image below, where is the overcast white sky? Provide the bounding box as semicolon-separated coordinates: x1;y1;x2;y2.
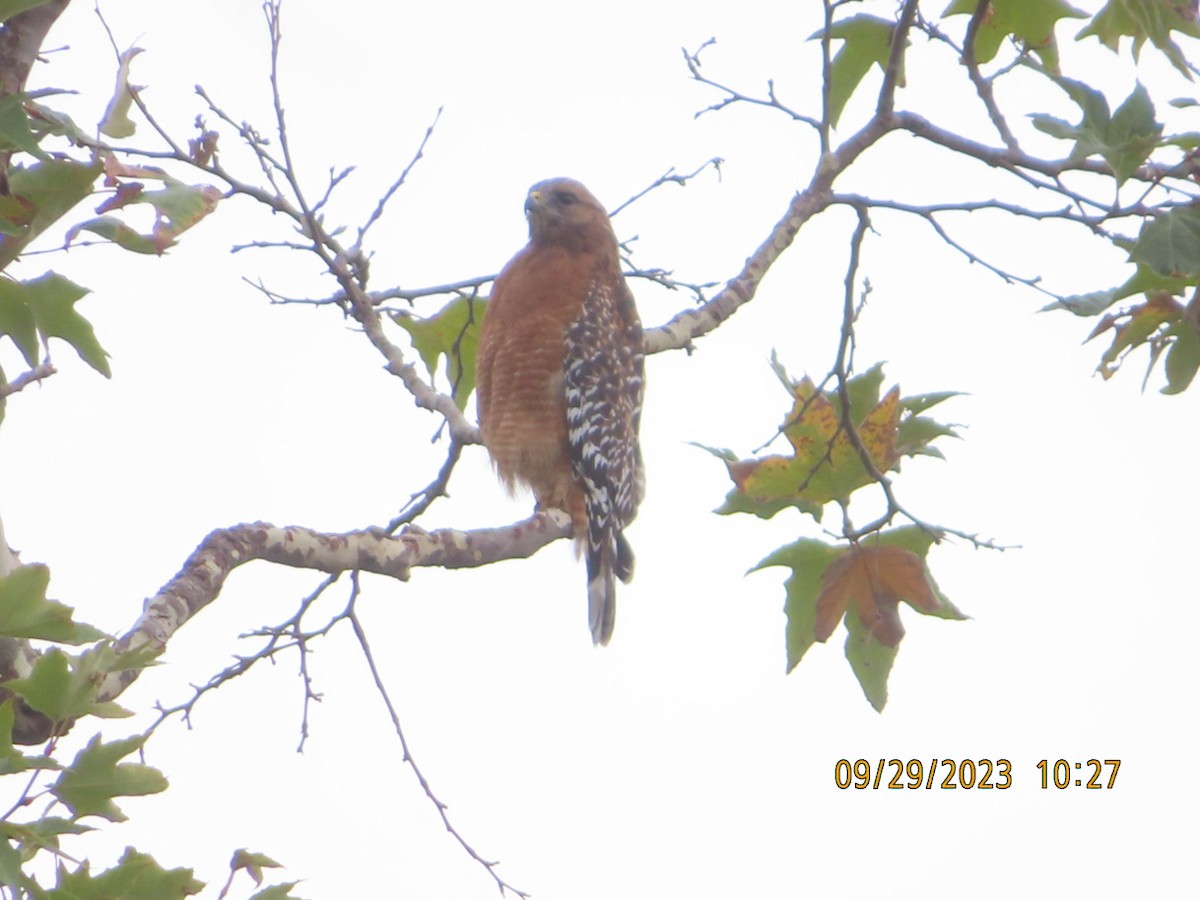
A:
1;1;1196;897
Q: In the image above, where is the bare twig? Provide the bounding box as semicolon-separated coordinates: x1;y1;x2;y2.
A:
683;39;821;128
354;106;443;252
387;439;464;532
349;590;529;898
608;158;724;218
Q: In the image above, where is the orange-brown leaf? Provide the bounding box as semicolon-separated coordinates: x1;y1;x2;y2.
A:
814;545;937;648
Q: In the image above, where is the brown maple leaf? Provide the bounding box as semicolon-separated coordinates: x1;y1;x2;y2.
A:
814;545;939;647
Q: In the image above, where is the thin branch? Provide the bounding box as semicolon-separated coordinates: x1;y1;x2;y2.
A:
354;106;443;252
387;439;463;532
875;0;919;118
819;0;835;155
608;158;724;218
349;592;529;898
961;0;1020;152
683;39;821;128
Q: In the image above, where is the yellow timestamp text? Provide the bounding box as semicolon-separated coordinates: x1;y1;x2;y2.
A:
833;758;1013;790
1036;759;1121;789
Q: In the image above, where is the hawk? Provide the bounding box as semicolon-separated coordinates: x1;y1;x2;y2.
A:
476;178;645;645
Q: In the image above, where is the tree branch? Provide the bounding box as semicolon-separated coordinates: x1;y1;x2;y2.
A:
97;512;572;705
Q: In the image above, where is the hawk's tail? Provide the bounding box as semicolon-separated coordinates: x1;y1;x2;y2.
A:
587;531;635;646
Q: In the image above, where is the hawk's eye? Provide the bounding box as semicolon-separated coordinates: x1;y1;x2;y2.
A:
554;190;577;206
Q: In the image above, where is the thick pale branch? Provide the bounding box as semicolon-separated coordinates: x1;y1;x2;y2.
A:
0;360;57;397
98;512;571;704
644;185;834;353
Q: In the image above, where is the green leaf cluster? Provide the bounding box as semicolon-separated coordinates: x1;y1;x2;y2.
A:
707;361;964;710
1032;81;1162;183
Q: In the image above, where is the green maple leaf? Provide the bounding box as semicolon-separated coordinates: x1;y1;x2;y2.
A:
51;736;167;822
0;564;107;644
46;847;202;899
25;272;111;377
813;15;900;127
1131;206;1200;277
392;294;485;410
943;0;1088;71
1079;0;1200;79
1163;320;1200;394
5;645;133;724
1044;260;1193;317
1032;81;1162;183
0;700;60;776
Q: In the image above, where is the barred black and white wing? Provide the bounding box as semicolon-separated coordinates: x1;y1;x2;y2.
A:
564;274;645;645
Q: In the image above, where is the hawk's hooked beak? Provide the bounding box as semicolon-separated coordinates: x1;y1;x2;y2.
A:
524;190;542;216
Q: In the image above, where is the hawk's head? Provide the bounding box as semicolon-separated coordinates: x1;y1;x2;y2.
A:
524;177;616;252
